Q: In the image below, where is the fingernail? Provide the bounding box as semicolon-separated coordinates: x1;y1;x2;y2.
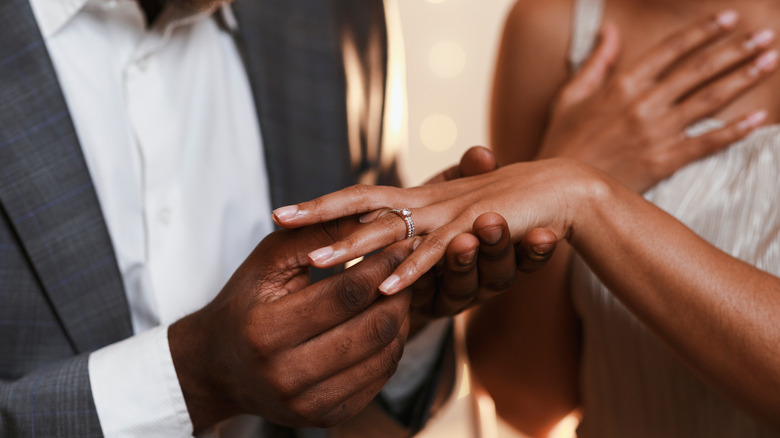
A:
379;274;401;295
308;246;334;265
531;243;555;256
359;210;382;224
738;110;768;131
412;238;422;251
457;249;477;266
715;10;738;29
745;29;775;50
273;205;299;222
751;50;778;75
477;226;502;245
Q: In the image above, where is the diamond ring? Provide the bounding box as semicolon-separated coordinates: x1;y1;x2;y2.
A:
388;208;415;239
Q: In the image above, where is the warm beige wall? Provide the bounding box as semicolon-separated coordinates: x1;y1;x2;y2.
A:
396;0;515;186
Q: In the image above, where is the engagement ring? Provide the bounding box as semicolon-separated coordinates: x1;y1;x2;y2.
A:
388;208;415;239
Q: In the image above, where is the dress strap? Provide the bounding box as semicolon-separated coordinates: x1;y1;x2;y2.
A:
568;0;605;71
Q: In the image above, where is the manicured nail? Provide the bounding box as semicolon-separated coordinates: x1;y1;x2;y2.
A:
379;274;401;295
751;50;778;75
273;205;299;222
308;246;335;265
477;226;503;245
738;110;768;131
531;243;556;256
457;249;477;266
745;29;775;50
715;10;738;29
412;238;422;251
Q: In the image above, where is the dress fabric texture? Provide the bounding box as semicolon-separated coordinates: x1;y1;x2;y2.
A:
568;0;780;436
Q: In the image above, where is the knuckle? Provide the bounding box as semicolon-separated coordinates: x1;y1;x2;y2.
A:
367;311;402;347
290;396;330;423
627;100;652;123
389;336;405;365
424;235;449;254
243;322;276;359
645;152;673;178
348;183;372;198
272;372;304;401
614;75;636;98
380;339;405;378
343;184;377;213
484;274;517;293
555;85;579;108
333;274;373;316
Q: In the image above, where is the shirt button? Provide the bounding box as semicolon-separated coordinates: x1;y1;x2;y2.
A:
158;208;171;225
136;57;149;71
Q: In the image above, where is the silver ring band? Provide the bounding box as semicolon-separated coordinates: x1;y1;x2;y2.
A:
388;208;415;239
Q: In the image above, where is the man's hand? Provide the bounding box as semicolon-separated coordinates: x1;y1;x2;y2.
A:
169;224;415;432
411;147;557;323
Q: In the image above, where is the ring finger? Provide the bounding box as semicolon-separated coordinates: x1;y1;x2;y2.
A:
676;48;778;124
307;203;461;268
656;29;775;105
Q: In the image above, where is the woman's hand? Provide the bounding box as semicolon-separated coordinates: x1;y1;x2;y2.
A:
538;11;776;192
272;159;604;295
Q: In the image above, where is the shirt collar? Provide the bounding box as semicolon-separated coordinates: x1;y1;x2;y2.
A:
28;0;238;39
29;0;91;38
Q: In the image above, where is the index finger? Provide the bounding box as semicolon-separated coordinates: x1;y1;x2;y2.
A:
271;175;496;229
262;240;415;347
627;10;738;83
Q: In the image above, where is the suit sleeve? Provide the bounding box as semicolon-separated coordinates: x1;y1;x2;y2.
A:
0;354;103;437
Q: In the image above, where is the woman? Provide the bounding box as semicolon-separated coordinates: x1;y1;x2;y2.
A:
473;1;780;436
271;7;780;436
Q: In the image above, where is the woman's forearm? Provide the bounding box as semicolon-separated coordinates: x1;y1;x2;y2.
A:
570;178;780;426
270;158;780;424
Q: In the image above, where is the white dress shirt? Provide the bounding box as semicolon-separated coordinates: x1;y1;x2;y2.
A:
31;0;272;435
29;1;447;436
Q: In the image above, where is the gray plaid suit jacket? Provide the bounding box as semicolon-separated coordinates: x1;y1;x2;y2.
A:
0;0;390;436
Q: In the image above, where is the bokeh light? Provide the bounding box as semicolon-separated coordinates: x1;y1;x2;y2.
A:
420;113;458;151
428;40;467;79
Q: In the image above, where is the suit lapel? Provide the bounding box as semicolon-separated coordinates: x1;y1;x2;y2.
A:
0;0;132;353
233;0;360;208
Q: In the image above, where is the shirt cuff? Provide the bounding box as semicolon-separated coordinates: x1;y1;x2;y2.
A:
380;317;451;414
89;325;193;437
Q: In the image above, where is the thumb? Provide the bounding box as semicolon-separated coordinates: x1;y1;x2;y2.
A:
557;21;622;108
424;146;499;185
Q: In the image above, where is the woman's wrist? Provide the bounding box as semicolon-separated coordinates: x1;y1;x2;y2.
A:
558;162;619;245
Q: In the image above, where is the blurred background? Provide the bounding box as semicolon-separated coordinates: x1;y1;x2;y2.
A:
396;0;513;186
393;1;579;437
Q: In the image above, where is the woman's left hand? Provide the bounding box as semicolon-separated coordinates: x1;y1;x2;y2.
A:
272;158;602;295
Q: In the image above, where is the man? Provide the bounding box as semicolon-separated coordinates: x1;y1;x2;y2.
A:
0;0;553;436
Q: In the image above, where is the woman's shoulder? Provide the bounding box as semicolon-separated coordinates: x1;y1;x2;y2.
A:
505;0;576;32
500;0;576;59
490;0;577;162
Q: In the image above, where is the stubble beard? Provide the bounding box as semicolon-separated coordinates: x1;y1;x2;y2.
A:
167;0;227;12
